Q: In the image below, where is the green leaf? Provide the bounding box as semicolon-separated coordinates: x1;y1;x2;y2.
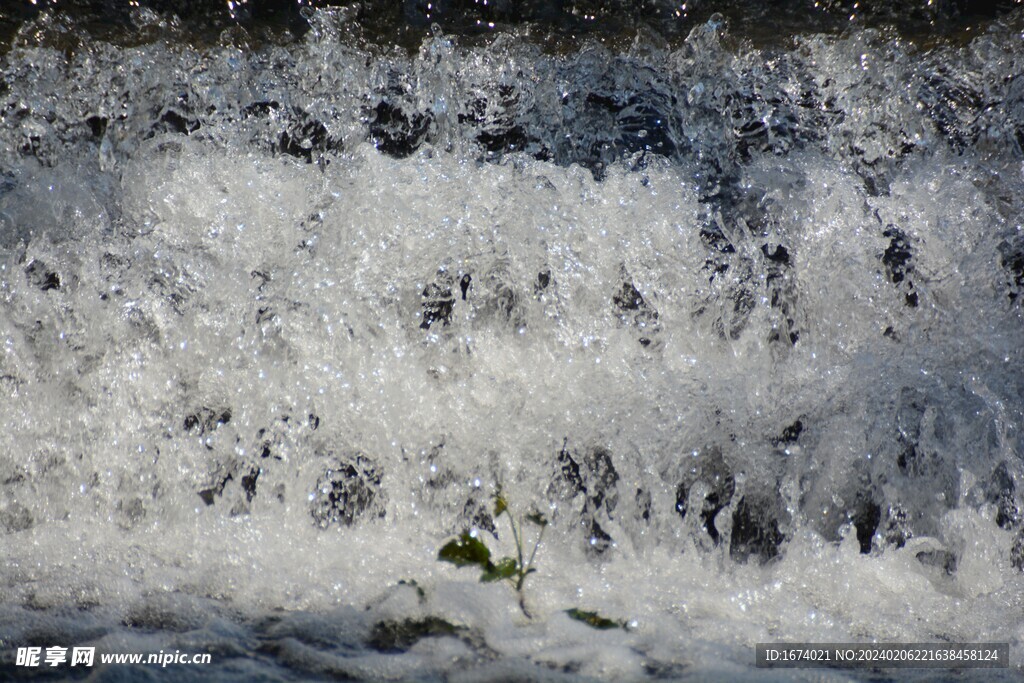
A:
480;557;518;583
565;608;625;630
438;532;491;568
525;511;548;527
493;494;508;517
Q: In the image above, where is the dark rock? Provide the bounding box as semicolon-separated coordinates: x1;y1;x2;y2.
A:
368;100;431;159
613;268;659;346
184;407;232;435
241;100;281;119
998;238;1024;303
157;108;200;136
729;495;785;564
675;447;734;544
916;548;957;575
0;502;33;533
550;442;585;500
198;471;232;506
772;419;804;447
851;498;881;554
240;466;259;503
1012;529;1024;572
882;226;912;284
310;452;385;528
584;446;618;514
881;225;919;307
549;442;621;554
534;270;551;296
420;272;456;330
917;69;982;153
635;487;652;523
278;117;337;164
584;517;614;556
25;260;60;291
549;442;619;515
458;87;534;158
86;115;107;139
760;243;790;266
882;504;912;548
368;617;466;654
986;462;1019;530
458;491;497;538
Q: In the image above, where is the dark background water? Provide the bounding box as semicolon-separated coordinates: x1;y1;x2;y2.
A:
2;0;1022;53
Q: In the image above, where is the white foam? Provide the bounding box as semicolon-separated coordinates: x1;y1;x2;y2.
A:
2;15;1024;678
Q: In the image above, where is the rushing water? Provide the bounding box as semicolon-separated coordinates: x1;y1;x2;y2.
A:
1;1;1024;680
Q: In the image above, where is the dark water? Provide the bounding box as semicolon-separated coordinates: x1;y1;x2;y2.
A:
2;0;1022;51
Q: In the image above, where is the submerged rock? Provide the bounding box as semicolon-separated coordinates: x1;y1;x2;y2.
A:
612;267;660;347
675;446;734;545
458;488;497;538
881;225;918;308
986;462;1019;530
0;502;33;533
367;616;493;657
368;616;462;653
729;494;786;564
999;238;1024;304
183;407;232;436
548;442;621;555
420;270;456;330
310;452;386;529
675;446;788;562
850;495;882;555
882;503;913;549
1012;529;1024;572
24;259;60;291
771;419;803;448
368;100;432;159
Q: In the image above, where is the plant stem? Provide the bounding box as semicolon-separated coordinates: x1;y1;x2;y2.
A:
519;592;532;619
507;512;524;578
524;524;546;576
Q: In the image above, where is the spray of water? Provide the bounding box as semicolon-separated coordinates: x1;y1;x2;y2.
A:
1;7;1023;679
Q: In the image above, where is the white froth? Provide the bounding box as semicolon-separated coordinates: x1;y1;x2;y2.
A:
1;12;1023;680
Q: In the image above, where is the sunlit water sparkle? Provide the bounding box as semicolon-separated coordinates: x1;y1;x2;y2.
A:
1;5;1024;681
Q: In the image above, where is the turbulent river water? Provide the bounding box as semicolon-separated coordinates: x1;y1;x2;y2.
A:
1;1;1024;680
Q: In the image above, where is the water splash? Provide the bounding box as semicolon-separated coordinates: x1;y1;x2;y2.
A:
1;7;1023;679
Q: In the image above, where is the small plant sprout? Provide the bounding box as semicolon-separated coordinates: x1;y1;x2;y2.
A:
438;490;548;617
